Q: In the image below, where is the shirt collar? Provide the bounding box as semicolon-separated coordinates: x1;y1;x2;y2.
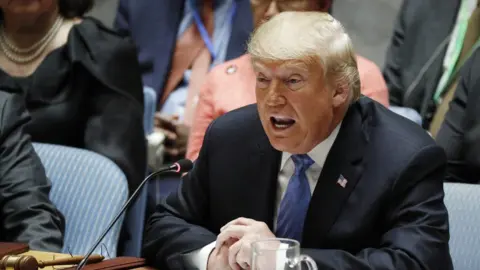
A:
280;122;342;170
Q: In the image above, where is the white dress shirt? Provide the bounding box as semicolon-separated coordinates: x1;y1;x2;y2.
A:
186;123;342;269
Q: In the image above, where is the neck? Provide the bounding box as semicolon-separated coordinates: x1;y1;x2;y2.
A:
330;103;350;130
3;10;60;48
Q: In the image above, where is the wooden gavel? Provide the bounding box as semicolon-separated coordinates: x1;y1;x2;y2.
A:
0;254;104;270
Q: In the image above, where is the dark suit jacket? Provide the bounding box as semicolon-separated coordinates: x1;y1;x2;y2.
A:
383;0;460;122
114;0;253;102
0;92;65;252
436;48;480;183
143;98;452;269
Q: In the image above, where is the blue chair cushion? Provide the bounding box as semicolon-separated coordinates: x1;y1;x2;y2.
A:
33;143;128;257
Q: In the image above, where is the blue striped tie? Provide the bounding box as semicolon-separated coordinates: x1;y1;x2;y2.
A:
276;154;315;242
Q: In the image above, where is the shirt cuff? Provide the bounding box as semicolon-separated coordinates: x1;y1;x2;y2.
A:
186;241;216;270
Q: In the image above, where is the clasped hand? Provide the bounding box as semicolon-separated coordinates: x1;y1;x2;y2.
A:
208;217;276;270
154;113;189;160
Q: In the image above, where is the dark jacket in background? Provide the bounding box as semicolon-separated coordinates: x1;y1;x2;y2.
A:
0;18;146;193
383;0;460;124
0;92;64;252
114;0;253;103
437;48;480;183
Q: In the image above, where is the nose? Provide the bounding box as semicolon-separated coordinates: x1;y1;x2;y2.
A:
263;1;279;22
265;84;287;107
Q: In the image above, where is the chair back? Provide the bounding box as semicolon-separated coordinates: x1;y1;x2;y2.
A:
444;183;480;269
33;143;128;257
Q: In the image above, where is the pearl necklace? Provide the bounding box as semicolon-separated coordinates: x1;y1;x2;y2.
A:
0;16;64;64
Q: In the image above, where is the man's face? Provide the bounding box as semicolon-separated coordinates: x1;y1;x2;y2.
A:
250;0;326;28
254;59;341;154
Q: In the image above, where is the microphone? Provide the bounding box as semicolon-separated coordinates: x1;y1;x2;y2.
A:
75;159;193;270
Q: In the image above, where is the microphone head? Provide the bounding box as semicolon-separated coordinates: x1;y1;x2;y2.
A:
173;159;193;173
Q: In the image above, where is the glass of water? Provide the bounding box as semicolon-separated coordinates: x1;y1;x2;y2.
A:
251;238;318;270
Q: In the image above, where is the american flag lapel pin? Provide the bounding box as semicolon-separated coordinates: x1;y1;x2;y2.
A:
337;174;348;188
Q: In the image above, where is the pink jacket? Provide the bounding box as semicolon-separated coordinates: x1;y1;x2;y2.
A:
186;54;389;160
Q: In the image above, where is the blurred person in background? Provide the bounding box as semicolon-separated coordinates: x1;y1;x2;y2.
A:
436;47;480;184
383;0;479;134
115;0;253;163
0;92;64;252
0;0;146;193
186;0;388;161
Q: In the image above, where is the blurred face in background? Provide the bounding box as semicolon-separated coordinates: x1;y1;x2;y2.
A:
250;0;328;28
0;0;56;16
0;0;58;28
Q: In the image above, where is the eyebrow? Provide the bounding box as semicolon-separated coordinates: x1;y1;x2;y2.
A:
252;60;310;76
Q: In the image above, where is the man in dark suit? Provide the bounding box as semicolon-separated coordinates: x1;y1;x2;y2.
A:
0;92;65;251
143;12;452;269
436;47;480;183
383;0;464;128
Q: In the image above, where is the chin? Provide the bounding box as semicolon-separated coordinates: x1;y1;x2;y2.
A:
268;137;304;154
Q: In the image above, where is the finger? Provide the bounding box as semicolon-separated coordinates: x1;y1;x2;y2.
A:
236;238;252;269
159;128;177;142
221;217;256;232
240;261;249;269
213;245;237;270
221;217;258;232
164;147;181;157
165;146;187;156
154;113;170;124
155;114;178;130
175;125;190;145
238;259;250;270
220;244;241;270
228;240;243;270
216;225;248;250
154;112;176;121
225;238;238;247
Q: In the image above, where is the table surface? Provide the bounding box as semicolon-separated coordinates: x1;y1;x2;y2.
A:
20;250;155;270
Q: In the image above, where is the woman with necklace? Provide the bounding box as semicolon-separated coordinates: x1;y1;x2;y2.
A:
0;0;146;194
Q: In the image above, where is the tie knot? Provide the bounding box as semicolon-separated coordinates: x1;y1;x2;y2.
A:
291;154;315;174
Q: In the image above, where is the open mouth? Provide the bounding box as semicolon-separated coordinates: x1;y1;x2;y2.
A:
270;116;296;130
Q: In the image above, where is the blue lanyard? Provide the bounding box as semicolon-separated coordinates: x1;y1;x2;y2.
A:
189;0;237;61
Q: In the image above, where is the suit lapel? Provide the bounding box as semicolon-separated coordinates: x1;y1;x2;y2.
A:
417;1;460;117
302;102;369;248
152;0;185;98
405;0;460;109
245;112;281;230
226;0;254;60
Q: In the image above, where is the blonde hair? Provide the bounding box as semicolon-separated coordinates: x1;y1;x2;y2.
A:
247;12;361;102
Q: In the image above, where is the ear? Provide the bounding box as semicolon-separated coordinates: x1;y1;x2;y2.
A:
331;81;349;108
